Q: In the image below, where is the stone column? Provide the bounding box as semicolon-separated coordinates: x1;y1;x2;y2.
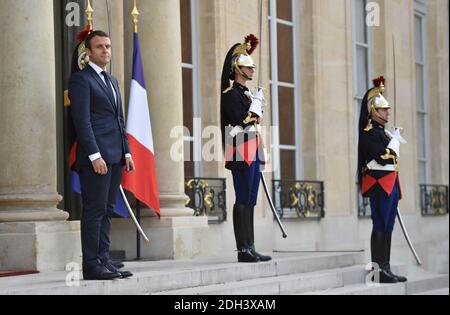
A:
0;0;80;271
111;0;207;261
123;0;193;218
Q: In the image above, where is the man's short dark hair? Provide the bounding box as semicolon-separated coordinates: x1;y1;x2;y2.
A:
85;30;110;49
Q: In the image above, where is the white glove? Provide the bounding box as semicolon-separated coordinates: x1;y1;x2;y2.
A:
386;128;407;144
385;128;405;156
245;88;265;119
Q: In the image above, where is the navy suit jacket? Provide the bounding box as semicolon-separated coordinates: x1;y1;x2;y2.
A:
69;65;130;167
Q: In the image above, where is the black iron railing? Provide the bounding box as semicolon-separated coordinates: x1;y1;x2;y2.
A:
420;185;449;216
185;177;227;223
272;180;325;220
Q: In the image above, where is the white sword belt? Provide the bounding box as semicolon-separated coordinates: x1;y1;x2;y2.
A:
228;125;256;138
366;160;397;172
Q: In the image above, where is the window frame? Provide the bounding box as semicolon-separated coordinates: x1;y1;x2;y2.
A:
353;0;374;218
181;0;201;177
269;0;303;181
352;0;374;133
414;0;431;185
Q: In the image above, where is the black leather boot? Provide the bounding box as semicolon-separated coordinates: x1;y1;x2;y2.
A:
250;245;272;262
384;233;407;282
238;248;260;263
371;231;398;284
247;206;272;262
233;204;259;263
233;204;246;251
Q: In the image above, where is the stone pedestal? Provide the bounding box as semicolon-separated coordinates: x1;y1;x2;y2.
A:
111;216;208;261
0;0;81;271
0;221;81;271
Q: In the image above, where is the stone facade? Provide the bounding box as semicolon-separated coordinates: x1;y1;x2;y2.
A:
0;0;448;273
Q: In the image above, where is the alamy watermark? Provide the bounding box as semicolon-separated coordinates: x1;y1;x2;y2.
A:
64;1;381;28
365;262;381;287
169;118;279;173
65;2;81;27
366;2;381;27
65;262;81;287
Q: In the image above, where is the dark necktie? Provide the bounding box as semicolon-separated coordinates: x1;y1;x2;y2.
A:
101;71;117;109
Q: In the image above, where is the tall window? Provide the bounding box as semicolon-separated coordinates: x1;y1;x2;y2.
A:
353;0;373;130
414;1;430;184
180;0;200;177
269;0;301;181
353;0;373;217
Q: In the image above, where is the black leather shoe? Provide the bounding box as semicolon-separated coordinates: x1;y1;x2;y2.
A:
112;261;125;269
104;261;133;279
377;268;399;284
390;272;407;283
385;265;408;282
250;247;272;262
383;234;408;282
238;249;260;263
83;266;121;281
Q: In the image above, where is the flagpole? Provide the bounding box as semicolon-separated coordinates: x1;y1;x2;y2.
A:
136;200;142;260
132;0;140;33
131;0;145;259
86;0;94;28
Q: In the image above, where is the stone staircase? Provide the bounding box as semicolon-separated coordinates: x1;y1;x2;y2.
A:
0;252;447;295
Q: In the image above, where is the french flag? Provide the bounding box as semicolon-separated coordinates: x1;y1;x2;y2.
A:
121;32;160;216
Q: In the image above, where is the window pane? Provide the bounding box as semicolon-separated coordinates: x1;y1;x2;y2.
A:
356;45;369;97
416;64;424;110
182;68;193;135
418;161;427;185
269;28;273;80
277;24;294;83
355;99;363;130
277;0;292;21
184;141;194;177
279;87;295;146
416;114;427;159
280;149;296;180
415;15;423;62
355;0;367;43
180;0;192;64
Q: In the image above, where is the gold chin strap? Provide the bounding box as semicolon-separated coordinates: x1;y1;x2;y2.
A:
370;107;388;124
234;65;252;81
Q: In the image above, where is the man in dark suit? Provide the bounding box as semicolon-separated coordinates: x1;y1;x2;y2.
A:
69;30;135;280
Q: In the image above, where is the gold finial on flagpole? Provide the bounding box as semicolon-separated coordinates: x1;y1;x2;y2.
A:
86;0;94;28
132;0;140;33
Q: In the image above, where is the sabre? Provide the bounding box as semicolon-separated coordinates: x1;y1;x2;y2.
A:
119;185;150;244
257;0;263;88
261;173;288;238
392;35;397;128
397;208;423;265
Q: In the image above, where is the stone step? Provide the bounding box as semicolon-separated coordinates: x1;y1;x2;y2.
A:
301;273;449;295
407;274;449;295
0;252;364;295
415;288;449;295
153;264;392;295
153;264;408;295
